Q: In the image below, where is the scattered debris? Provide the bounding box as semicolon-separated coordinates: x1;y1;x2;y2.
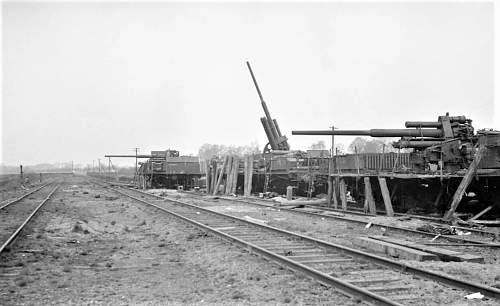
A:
94;194;101;198
243;216;268;224
464;292;484;300
416;224;456;235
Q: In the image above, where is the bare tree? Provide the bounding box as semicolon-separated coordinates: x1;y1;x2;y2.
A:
309;140;326;150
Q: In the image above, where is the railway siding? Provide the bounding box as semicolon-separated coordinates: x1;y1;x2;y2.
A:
104;183;500;305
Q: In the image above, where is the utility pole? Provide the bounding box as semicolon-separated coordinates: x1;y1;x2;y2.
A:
98;158;101;173
92;160;95;172
132;147;139;184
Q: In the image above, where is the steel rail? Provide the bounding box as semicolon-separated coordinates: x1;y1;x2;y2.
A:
302;204;498;238
212;196;500;247
177;188;498;238
105;183;500;301
0;185;59;254
0;183;51;210
107;185;401;306
124;186;499;247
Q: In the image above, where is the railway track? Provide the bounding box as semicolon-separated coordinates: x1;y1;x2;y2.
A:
0;183;51;210
176;192;499;247
299;204;498;238
100;182;500;305
0;184;59;254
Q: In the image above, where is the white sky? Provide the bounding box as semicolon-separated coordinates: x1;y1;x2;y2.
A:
1;2;495;166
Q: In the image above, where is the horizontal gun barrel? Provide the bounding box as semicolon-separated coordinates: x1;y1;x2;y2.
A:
292;129;443;138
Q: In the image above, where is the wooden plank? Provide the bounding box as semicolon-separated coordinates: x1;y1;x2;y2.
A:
353;237;438;261
444;146;486;220
468;205;493;221
231;157;239;194
213;156;228;195
470;220;500;225
327;176;333;207
332;177;339;209
369;236;484;263
339;179;347;211
210;160;217;194
364;177;376;215
247;155;253;196
243;156;249;196
224;156;233;195
378;177;394;217
299;258;353;264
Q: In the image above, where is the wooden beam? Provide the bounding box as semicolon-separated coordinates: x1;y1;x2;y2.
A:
364;177;376;215
468;205;493;221
243;156;249;196
245;155;254;196
213;156;228;195
339;179;347;211
231;157;239;194
333;177;339;209
444;146;487;220
225;156;233;195
378;177;394;217
210;160;217;194
205;160;211;193
327;176;333;207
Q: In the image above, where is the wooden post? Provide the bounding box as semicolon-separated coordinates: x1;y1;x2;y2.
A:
363;177;376;214
210;160;217;194
246;155;253;196
378;177;394;217
444;146;486;220
339;179;347;211
332;177;339;209
205;160;211;193
243;156;249;196
231;157;239;194
327;176;333;207
225;156;233;195
213;156;228;195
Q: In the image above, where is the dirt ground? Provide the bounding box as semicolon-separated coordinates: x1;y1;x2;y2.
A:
0;175;357;305
0;173;48;204
170;192;500;290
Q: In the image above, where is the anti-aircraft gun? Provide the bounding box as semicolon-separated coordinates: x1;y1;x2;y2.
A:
292;113;486;173
246;61;290;153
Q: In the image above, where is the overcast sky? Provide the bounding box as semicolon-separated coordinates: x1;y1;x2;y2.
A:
1;2;495;166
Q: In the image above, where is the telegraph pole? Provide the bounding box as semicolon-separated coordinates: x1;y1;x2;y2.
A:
132;147;139;184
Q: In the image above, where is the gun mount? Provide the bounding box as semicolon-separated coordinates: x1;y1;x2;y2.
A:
292;113;500;173
247;61;290;153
